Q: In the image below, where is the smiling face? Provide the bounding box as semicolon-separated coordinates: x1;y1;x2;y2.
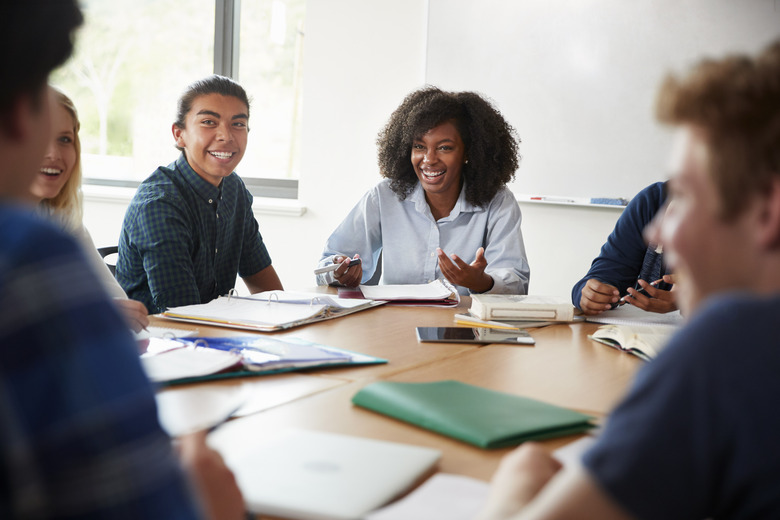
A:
411;121;466;208
647;126;759;313
30;97;76;202
172;93;249;186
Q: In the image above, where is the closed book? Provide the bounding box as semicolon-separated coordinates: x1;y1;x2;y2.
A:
352;380;594;449
470;294;575;321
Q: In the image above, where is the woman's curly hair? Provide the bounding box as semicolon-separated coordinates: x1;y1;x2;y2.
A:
377;86;520;207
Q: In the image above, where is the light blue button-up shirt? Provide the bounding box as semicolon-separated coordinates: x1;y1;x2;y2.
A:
317;179;530;295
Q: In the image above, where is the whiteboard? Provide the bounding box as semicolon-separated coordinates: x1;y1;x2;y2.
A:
426;0;780;201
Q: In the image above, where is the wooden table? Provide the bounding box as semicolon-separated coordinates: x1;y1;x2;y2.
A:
151;293;643;512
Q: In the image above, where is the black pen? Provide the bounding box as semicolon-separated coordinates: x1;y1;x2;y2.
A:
618;278;663;305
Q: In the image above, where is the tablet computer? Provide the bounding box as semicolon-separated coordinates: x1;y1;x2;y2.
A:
415;327;535;345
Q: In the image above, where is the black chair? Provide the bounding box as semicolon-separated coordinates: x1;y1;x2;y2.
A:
97;245;119;276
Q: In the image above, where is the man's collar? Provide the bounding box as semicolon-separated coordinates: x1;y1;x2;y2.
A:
175;153;223;201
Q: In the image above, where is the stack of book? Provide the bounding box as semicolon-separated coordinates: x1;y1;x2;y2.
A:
455;294;577;330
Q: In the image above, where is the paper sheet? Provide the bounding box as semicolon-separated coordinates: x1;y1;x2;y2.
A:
359;280;455;301
364;434;601;519
364;473;490;520
586;306;684;326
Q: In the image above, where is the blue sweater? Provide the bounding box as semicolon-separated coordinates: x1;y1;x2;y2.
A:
571;182;669;309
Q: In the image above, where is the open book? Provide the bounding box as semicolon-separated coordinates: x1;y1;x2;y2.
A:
588;324;678;361
160;290;385;331
140;336;386;385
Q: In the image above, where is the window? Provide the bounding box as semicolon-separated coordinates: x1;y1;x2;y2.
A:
50;0;304;199
239;0;305;190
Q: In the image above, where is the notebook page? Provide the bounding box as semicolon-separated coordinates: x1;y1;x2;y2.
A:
165;297;327;327
248;290;373;309
365;473;489;520
359;280;454;300
586;306;684;327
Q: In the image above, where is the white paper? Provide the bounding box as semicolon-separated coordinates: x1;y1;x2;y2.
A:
364;473;490;520
359;280;455;301
155;384;249;437
165;297;327;327
365;435;602;520
586;306;685;327
134;326;196;343
250;290;375;309
140;346;242;383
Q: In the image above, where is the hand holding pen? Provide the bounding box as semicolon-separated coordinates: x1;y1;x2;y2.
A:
621;274;678;313
315;255;362;287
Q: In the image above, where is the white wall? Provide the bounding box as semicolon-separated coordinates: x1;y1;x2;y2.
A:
84;0;621;298
426;0;780;201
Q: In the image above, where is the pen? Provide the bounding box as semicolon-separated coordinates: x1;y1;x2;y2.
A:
618;278;664;304
314;257;362;275
530;196;576;203
453;313;521;331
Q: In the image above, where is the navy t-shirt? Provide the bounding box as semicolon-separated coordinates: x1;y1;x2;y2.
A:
584;292;780;519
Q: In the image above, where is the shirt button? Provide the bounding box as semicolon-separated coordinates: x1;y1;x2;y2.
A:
209;199;213;204
217;213;220;218
215;248;218;254
430;252;435;257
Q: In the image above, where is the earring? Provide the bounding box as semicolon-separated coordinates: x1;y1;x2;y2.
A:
464;160;469;164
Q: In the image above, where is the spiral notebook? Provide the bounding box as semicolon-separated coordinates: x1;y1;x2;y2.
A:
161;290;386;331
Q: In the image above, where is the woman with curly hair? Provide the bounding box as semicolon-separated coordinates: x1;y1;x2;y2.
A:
30;87;149;332
316;86;530;295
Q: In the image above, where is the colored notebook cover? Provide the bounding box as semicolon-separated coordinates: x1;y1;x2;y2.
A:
352;380;594;449
141;336;387;386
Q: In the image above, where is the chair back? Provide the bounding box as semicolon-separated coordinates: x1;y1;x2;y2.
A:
97;245;119;276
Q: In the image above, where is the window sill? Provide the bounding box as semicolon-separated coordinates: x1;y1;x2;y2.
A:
82;185;307;217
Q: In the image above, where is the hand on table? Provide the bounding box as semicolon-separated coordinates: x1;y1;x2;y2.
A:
113;297;150;333
579;279;619;315
437;247;494;293
476;443;562;520
178;430;245;520
333;255;362;287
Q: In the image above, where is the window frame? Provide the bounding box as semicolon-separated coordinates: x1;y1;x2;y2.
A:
83;0;299;200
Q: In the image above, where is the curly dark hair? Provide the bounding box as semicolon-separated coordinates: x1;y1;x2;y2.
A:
377;86;520;207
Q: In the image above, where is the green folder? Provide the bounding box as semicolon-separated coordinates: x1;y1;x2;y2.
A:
352;380;594;449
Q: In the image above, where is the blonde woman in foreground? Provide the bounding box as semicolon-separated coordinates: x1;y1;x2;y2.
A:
30;87;149;332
